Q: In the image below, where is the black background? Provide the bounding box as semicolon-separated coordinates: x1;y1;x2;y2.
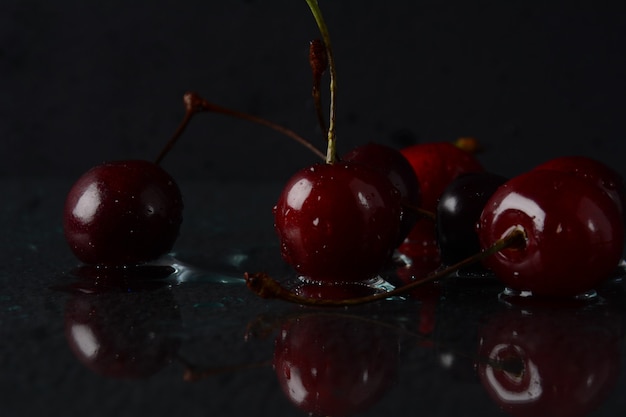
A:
3;0;626;182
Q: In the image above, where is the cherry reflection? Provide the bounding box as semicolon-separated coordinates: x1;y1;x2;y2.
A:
273;312;399;417
62;265;182;379
477;301;622;417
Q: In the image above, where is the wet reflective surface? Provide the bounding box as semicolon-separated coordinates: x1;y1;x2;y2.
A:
3;178;626;416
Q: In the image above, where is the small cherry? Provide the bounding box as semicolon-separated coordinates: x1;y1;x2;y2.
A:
63;160;184;266
436;171;508;270
400;141;483;255
478;169;625;297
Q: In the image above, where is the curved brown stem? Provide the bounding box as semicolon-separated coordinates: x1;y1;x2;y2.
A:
453;136;483;154
245;228;526;307
154;92;205;165
155;91;326;165
402;201;436;221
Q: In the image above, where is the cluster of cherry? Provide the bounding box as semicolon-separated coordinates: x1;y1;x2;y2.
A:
62;0;625;306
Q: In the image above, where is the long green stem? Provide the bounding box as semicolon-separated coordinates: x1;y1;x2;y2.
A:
305;0;337;164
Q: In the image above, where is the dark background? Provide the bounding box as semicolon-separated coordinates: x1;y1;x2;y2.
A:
3;0;626;183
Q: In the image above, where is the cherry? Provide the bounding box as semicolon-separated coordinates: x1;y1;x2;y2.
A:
273;313;398;416
478;169;625;297
62;92;199;267
274;162;401;283
272;1;404;283
436;172;508;270
64;160;183;266
343;142;421;245
477;304;622;417
400;141;484;212
533;155;626;221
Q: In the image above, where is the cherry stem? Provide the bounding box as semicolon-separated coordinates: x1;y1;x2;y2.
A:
245;228;526;307
309;39;328;138
155;91;326;165
154;93;200;165
453;137;483;154
403;201;436;221
305;0;338;164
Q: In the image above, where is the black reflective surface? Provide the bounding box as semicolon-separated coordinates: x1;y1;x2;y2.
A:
3;178;626;417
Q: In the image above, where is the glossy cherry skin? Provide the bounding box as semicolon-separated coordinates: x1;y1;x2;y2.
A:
533;155;626;221
343;142;421;244
437;172;508;269
273;314;398;417
64;160;183;266
478;305;621;417
478;170;624;297
401;142;483;212
274;162;402;283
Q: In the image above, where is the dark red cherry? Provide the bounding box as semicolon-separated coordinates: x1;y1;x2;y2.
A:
63;160;183;266
274;162;402;283
533;155;626;221
436;172;508;269
478;305;621;417
400;142;483;212
478;169;624;297
343;142;421;244
273;314;398;417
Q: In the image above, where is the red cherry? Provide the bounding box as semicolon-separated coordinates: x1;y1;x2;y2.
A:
478;169;624;297
344;142;421;244
273;314;398;416
63;160;183;266
533;155;626;221
400;142;483;212
436;172;508;270
274;162;402;283
477;305;622;417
